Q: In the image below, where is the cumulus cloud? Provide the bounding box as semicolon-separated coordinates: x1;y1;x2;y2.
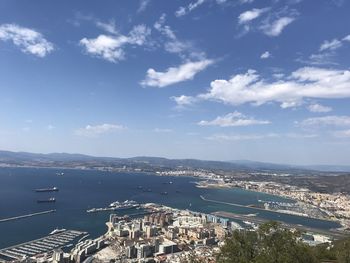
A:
198;111;270;127
260;16;296;36
260;51;271;59
75;123;125;137
141;59;214;88
0;24;54;57
80;24;151;63
299;116;350;127
171;95;198;107
175;0;206;17
175;67;350;108
238;8;269;24
307;103;332;113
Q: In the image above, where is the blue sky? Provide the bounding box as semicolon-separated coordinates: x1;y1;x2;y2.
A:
0;0;350;165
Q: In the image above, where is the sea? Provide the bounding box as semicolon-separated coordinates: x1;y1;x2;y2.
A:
0;167;340;249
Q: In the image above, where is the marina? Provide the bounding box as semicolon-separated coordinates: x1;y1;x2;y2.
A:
0;230;86;262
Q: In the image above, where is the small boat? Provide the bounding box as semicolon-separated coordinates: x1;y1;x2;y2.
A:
37;198;56;203
50;228;66;235
160;191;168;195
35;187;59;192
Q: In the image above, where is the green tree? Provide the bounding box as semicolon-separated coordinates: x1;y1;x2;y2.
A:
217;221;317;263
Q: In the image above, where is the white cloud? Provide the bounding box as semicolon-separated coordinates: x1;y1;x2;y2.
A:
176;67;350;108
260;16;296;36
154;14;200;59
260;51;271;59
333;129;350;138
319;39;342;52
141;59;214;88
206;133;279;141
0;24;54;57
198;111;270;127
80;24;151;63
307;103;332;113
95;20;118;35
171;95;198;107
300;116;350;127
153;128;173;133
47;125;55;131
175;0;206;17
343;35;350;42
137;0;151;13
285;133;318;139
238;8;269;24
75;123;125;137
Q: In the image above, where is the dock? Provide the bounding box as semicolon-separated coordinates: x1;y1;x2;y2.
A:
0;210;56;223
0;230;86;262
213;211;348;239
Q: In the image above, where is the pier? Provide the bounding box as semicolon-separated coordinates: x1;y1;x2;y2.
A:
213;211;348;239
0;230;86;262
0;210;56;223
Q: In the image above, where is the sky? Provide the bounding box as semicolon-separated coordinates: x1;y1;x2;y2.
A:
0;0;350;165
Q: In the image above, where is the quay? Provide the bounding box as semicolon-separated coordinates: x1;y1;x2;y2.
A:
0;230;86;262
0;210;56;223
213;211;348;239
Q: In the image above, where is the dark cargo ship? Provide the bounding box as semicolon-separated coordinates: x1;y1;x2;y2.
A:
35;187;59;192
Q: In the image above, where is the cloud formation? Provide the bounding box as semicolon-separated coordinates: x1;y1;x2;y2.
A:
0;24;54;57
260;16;296;36
141;59;214;88
198;111;270;127
300;115;350;127
307;103;332;113
238;8;269;24
206;133;279;141
260;51;271;59
80;24;151;63
175;0;206;17
75;123;125;137
174;67;350;108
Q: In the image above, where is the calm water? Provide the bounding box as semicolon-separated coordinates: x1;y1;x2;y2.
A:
0;167;340;249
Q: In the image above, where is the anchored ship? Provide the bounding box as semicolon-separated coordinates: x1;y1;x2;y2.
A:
35;187;59;192
87;200;139;213
37;198;56;203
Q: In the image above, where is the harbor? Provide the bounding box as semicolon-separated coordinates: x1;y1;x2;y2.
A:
0;230;87;262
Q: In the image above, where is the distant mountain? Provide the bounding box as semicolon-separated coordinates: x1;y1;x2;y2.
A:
0;150;349;173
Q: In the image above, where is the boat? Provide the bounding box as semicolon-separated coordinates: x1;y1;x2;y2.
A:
35;187;59;192
160;191;168;195
50;228;66;235
37;198;56;203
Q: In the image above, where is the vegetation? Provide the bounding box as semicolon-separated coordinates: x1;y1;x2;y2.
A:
217;221;350;263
